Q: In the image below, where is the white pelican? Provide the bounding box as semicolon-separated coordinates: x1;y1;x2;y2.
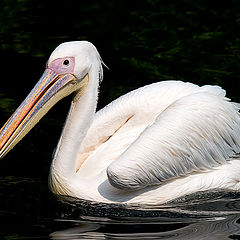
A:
0;41;240;207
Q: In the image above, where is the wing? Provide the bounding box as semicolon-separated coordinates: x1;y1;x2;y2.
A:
78;80;225;159
107;91;240;190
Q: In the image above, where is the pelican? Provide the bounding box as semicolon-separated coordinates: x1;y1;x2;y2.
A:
0;41;240;207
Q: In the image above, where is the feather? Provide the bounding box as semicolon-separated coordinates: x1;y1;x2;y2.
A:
107;92;240;190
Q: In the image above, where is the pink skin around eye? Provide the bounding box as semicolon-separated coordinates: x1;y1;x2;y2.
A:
48;57;75;74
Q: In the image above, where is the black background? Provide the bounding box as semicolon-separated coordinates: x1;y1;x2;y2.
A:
0;0;240;179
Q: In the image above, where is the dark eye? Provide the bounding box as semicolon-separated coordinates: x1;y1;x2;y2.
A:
63;59;69;66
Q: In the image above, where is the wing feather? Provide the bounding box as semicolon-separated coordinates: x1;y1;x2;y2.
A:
107;92;240;190
79;81;226;156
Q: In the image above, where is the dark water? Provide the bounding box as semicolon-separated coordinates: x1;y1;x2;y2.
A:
1;177;240;239
1;0;240;239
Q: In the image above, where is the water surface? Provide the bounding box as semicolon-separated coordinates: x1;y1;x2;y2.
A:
1;176;240;239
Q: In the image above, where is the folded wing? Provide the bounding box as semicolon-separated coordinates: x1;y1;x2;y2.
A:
107;92;240;190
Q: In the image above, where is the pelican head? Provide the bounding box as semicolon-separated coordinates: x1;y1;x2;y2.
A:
0;41;102;159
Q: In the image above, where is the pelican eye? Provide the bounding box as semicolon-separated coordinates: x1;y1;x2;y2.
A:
63;59;70;66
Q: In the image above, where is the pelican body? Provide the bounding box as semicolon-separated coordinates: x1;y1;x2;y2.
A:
0;41;240;207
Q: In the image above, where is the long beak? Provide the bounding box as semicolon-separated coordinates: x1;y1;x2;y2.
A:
0;69;87;159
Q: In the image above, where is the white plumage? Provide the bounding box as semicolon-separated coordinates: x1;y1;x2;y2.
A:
1;41;240;207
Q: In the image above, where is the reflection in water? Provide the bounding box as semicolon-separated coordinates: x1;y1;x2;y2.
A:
1;177;240;239
50;215;240;240
49;191;240;240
